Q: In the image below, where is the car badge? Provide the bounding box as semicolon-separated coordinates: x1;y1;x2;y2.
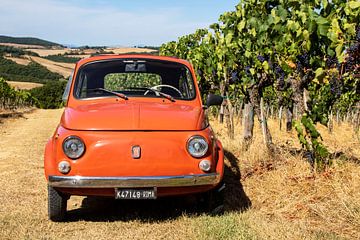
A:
132;145;141;159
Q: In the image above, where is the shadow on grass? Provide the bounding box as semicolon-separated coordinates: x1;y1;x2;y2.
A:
223;150;252;212
0;108;33;124
65;149;251;222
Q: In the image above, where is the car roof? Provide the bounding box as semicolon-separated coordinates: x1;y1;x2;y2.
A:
76;54;192;68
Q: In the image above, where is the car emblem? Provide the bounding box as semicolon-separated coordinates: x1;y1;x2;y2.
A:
132;145;141;159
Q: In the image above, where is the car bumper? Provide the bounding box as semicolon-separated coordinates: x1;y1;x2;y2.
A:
48;173;221;188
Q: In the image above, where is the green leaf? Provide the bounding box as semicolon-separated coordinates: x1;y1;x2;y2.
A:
237;20;246;32
250;28;257;37
315;68;324;78
316;17;329;25
322;0;328;9
277;6;288;21
349;1;360;9
262;61;269;72
303;30;310;40
335;44;343;58
318;24;329;36
225;32;233;46
249;68;255;75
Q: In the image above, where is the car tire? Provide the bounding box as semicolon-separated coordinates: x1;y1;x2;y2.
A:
48;185;67;222
199;182;225;215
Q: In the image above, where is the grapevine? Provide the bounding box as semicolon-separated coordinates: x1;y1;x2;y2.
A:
160;0;360;170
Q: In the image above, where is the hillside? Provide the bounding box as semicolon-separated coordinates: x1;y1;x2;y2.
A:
0;35;62;48
0;56;63;83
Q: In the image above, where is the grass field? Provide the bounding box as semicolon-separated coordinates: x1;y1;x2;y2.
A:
4;56;31;66
6;81;43;90
0;109;359;239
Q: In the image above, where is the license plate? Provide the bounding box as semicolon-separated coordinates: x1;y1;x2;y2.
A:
115;188;157;200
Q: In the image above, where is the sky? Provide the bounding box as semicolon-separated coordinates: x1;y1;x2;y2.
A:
0;0;239;47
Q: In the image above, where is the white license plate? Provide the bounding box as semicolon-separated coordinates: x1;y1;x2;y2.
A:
115;188;157;200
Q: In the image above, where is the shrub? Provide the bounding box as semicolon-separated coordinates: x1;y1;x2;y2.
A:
29;81;67;109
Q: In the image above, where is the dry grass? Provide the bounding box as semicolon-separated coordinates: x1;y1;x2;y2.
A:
6;81;43;90
28;56;74;78
0;109;359;239
4;56;31;66
212;116;360;239
24;47;156;57
25;48;71;57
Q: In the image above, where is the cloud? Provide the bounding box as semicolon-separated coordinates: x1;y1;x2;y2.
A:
0;0;211;46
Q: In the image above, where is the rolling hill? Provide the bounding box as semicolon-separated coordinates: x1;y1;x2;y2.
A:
0;35;63;48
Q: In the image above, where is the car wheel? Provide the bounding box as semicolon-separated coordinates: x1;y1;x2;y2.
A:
199;182;225;215
48;185;67;222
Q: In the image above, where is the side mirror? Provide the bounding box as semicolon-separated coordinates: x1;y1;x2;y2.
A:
206;94;223;108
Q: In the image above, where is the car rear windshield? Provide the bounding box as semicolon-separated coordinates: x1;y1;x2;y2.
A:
73;59;196;100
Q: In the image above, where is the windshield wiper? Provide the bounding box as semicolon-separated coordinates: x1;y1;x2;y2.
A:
92;88;128;100
130;87;175;102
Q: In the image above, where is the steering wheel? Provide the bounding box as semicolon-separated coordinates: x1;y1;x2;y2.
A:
144;84;183;98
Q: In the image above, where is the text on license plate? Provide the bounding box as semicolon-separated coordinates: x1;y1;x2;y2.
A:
115;188;157;200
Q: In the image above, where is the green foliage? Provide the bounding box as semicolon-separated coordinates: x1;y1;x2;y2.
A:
0;46;39;57
63;50;86;56
104;73;161;91
0;77;37;109
124;51;159;56
159;0;360;170
0;56;62;83
29;81;67;109
134;46;160;50
295;115;330;171
44;54;81;63
0;35;62;47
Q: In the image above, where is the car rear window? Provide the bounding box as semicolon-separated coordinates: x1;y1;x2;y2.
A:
73;59;196;100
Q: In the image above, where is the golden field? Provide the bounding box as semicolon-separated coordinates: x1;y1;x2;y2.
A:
0;109;359;239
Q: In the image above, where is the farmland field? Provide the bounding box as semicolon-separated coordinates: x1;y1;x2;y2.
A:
4;56;31;66
28;56;74;78
0;109;359;239
6;81;43;90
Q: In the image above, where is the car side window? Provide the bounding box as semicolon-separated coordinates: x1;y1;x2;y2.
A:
62;71;74;102
179;68;195;99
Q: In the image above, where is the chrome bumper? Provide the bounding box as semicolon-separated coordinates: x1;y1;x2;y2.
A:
48;173;221;188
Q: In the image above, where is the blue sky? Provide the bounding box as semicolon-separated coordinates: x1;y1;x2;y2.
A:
0;0;239;46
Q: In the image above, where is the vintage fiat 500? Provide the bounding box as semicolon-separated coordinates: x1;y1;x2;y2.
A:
44;54;224;221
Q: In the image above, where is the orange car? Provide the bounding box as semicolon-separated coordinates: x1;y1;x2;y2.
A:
44;54;224;221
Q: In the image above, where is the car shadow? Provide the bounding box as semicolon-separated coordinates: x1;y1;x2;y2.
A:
223;149;252;212
65;149;251;222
